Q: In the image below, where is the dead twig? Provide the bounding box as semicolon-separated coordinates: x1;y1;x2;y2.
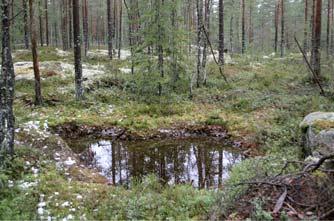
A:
303;154;334;173
273;186;288;213
200;25;228;83
294;36;325;95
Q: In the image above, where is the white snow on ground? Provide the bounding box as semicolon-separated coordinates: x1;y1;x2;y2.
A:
87;49;131;60
55;48;71;57
64;157;76;167
14;61;106;81
119;67;132;74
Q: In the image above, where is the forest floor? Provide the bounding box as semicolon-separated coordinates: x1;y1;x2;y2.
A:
1;47;334;220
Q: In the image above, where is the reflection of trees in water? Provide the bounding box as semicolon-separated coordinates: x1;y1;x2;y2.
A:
83;139;242;188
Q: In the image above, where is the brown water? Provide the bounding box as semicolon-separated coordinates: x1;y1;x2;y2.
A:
67;138;243;188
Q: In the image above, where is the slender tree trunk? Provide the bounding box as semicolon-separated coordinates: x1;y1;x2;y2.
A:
72;0;84;100
68;0;73;49
29;0;43;105
327;0;331;56
62;0;69;50
118;0;122;59
229;15;234;53
219;0;224;65
1;0;15;157
23;0;30;49
156;0;164;78
171;0;178;85
331;0;334;55
39;0;44;47
45;0;49;46
82;0;89;56
280;0;285;57
241;0;245;54
248;2;254;45
304;0;309;51
196;0;203;88
107;0;113;59
202;0;211;85
311;0;322;78
53;0;58;46
274;1;279;53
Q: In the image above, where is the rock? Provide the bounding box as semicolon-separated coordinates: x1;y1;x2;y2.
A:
301;112;334;156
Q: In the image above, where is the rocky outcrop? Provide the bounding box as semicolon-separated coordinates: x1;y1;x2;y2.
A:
300;112;334;157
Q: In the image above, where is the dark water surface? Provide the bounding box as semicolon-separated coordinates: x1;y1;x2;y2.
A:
67;138;243;188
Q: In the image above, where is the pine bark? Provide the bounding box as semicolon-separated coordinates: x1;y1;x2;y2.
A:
327;0;332;56
311;0;322;78
39;0;44;46
107;0;114;59
156;0;164;78
219;0;224;65
82;0;89;56
280;0;285;57
248;2;254;45
29;0;43;105
196;0;203;88
274;1;279;53
45;0;49;46
202;0;211;85
304;0;309;51
23;0;30;49
1;0;15;157
68;0;73;49
72;0;84;100
118;0;122;59
61;0;69;50
241;0;245;54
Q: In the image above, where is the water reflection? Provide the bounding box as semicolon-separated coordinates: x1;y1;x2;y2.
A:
71;138;242;188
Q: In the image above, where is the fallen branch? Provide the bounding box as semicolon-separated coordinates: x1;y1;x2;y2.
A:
200;25;228;83
303;154;334;173
294;36;325;95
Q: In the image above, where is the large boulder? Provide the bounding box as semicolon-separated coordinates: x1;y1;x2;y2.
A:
300;112;334;157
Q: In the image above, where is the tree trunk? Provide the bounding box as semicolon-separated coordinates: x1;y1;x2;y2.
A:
68;0;73;49
248;2;254;45
331;0;334;55
304;0;309;51
229;15;234;53
219;0;224;65
29;0;43;105
280;0;285;57
45;0;49;46
23;0;30;49
72;0;84;100
53;0;59;46
327;0;332;56
118;0;122;59
274;1;279;53
62;0;69;50
241;0;245;54
82;0;89;56
202;0;211;85
196;0;203;88
311;0;322;78
1;0;15;157
156;0;164;78
39;0;44;47
107;0;113;59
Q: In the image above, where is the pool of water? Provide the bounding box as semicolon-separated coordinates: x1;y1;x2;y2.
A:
67;138;243;188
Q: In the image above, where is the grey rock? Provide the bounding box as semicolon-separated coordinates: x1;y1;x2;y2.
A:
301;112;334;156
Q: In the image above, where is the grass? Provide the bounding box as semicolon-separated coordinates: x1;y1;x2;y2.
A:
5;48;334;218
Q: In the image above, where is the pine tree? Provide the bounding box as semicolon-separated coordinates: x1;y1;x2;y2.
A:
72;0;84;100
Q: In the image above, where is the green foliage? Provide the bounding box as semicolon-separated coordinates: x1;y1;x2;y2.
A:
251;198;273;221
90;175;216;220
